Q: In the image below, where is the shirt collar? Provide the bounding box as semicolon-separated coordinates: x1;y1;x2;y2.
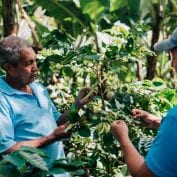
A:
0;76;33;96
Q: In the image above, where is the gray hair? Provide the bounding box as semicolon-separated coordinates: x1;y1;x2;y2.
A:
0;36;32;68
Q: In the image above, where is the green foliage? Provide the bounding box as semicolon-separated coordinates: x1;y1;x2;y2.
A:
0;146;49;177
50;158;86;175
34;0;91;37
63;80;177;176
0;146;88;177
18;151;48;171
80;0;109;20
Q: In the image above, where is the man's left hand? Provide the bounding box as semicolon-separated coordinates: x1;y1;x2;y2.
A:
74;87;96;109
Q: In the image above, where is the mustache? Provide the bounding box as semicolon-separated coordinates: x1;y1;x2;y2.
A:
30;71;39;78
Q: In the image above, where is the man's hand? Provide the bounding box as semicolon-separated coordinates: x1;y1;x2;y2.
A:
4;122;72;153
111;120;129;142
52;122;71;140
131;109;161;128
74;87;96;109
57;87;96;125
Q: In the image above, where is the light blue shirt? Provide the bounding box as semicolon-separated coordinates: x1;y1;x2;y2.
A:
0;76;69;177
145;106;177;177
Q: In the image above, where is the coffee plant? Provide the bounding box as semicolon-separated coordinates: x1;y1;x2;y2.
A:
36;23;177;176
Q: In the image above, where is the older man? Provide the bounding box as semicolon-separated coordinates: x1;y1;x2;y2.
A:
111;28;177;177
0;36;93;177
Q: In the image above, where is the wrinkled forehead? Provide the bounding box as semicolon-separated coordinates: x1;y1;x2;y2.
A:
19;47;36;61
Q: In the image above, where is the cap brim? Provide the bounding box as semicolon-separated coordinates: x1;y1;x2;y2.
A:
154;38;177;52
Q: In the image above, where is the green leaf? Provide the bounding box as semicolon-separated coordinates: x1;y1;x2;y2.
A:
0;164;20;177
152;78;164;86
125;37;134;53
39;59;50;76
49;167;67;175
67;112;80;123
31;16;49;37
72;169;85;175
2;153;25;169
19;146;49;158
46;55;63;63
84;54;101;61
19;151;49;171
34;0;90;36
52;159;77;171
51;158;86;173
103;132;114;146
61;66;74;77
80;0;108;20
127;0;141;19
110;0;127;12
78;126;91;137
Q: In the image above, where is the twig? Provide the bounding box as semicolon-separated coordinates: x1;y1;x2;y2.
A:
16;0;42;50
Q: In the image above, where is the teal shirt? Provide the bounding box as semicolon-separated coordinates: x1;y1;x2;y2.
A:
145;106;177;177
0;76;65;163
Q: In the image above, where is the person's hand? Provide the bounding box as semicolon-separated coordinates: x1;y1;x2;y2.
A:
131;109;161;128
52;122;71;140
74;87;96;109
111;120;129;141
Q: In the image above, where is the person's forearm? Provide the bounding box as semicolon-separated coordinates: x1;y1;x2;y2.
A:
57;102;81;125
111;120;155;177
57;109;71;125
119;137;155;177
119;137;145;177
4;134;57;154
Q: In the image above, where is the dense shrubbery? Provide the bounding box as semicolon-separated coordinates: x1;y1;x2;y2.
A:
35;27;177;176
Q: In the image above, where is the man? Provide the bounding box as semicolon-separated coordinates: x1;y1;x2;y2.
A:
0;36;93;177
111;28;177;177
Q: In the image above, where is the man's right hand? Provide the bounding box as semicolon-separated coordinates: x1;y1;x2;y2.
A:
111;120;129;142
52;122;71;140
131;109;161;128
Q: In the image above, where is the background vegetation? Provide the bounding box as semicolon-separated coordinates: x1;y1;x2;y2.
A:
0;0;177;176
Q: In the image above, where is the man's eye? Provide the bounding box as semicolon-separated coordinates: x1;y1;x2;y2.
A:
26;61;32;65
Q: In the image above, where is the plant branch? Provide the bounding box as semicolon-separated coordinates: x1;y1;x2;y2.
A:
16;0;42;50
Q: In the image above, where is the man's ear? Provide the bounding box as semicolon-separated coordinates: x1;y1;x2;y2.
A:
3;64;16;75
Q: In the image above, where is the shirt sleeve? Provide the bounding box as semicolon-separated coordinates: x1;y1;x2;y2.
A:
145;106;177;177
0;101;16;153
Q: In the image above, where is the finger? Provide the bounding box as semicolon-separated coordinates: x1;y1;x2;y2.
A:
131;108;142;115
132;109;147;118
117;120;125;124
78;88;90;98
88;94;96;100
64;121;70;128
132;113;145;119
60;132;71;140
80;87;90;93
113;120;124;125
58;124;66;130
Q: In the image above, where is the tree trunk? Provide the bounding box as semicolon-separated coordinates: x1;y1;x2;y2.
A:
2;0;17;36
136;60;143;81
146;4;162;80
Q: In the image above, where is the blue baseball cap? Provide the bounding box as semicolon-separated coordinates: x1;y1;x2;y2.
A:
154;28;177;52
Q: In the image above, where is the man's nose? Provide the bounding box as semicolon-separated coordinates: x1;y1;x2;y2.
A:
33;62;38;71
